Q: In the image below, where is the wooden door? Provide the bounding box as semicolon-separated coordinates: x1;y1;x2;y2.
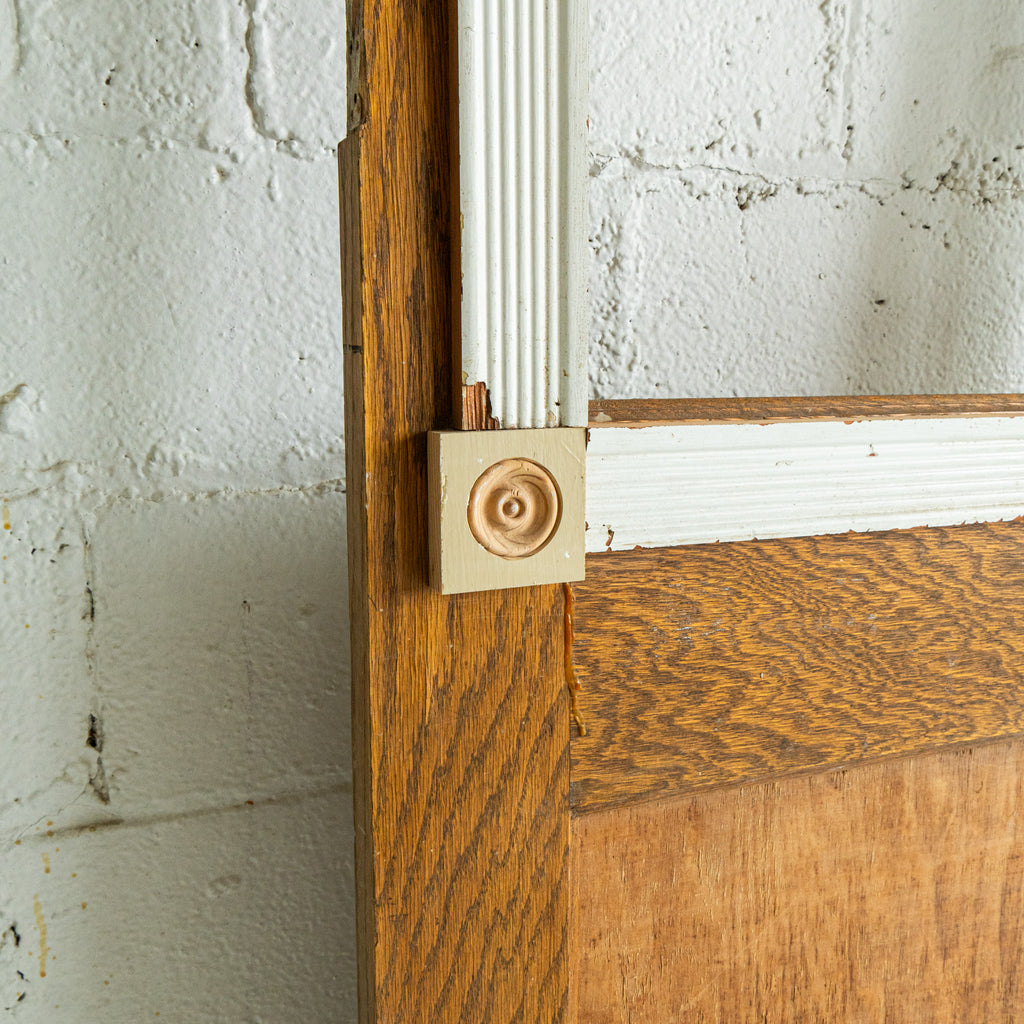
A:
571;400;1024;1022
342;4;1024;1022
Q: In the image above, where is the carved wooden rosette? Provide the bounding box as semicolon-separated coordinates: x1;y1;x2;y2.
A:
467;458;562;559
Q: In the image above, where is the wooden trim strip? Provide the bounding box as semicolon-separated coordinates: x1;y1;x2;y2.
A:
570;523;1024;814
585;416;1024;552
589;394;1024;427
342;3;569;1021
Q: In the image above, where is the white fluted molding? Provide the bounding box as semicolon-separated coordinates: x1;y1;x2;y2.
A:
457;0;588;428
586;417;1024;552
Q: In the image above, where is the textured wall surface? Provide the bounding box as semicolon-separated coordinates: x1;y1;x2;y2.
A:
590;0;1024;398
0;1;353;1020
3;0;1022;1021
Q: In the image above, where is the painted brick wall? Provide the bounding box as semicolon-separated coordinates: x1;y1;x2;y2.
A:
590;1;1024;398
3;1;1022;1021
0;1;354;1020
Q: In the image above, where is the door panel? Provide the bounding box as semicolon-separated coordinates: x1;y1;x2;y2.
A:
343;4;1024;1021
571;408;1024;1020
571;523;1024;812
572;738;1024;1023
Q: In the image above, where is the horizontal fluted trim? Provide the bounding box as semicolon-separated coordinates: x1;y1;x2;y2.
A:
586;416;1024;551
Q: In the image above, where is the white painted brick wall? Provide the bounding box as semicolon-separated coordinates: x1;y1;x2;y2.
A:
3;1;1021;1020
591;0;1024;398
0;0;352;1020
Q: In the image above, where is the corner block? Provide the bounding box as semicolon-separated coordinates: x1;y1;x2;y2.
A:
428;428;586;595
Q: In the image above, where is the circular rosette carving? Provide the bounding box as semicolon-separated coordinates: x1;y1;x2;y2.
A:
467;458;562;560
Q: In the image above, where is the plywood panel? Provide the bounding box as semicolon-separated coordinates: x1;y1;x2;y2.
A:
570;523;1024;814
572;739;1024;1023
341;2;569;1021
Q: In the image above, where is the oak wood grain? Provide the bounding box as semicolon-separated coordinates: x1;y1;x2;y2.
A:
589;394;1024;427
341;4;568;1021
571;522;1024;814
572;738;1024;1023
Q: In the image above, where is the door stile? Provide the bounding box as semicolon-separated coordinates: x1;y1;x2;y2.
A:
341;3;571;1022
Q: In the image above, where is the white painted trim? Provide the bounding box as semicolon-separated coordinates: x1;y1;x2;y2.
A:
585;417;1024;552
457;0;589;428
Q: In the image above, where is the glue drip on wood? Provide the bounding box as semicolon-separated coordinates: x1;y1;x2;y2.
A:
564;582;587;737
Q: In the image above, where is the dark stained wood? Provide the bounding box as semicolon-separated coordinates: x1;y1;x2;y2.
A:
590;394;1024;427
341;4;569;1022
346;0;367;135
461;381;501;430
572;738;1024;1023
571;522;1024;814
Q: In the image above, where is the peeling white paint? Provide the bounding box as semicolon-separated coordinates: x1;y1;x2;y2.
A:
0;384;37;441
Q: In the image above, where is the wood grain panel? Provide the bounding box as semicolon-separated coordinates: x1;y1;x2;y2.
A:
571;523;1024;813
572;738;1024;1023
590;394;1024;427
342;3;568;1021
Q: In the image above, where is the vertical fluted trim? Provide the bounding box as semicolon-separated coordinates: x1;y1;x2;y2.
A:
458;0;588;429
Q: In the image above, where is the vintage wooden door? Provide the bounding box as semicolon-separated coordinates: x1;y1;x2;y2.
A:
342;3;1024;1021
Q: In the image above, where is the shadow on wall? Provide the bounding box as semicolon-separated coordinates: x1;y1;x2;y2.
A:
2;490;357;1019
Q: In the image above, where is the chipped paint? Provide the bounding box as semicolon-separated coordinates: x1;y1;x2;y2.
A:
587;417;1024;552
461;381;501;431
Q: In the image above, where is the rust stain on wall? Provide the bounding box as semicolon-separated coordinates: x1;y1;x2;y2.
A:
32;896;47;978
